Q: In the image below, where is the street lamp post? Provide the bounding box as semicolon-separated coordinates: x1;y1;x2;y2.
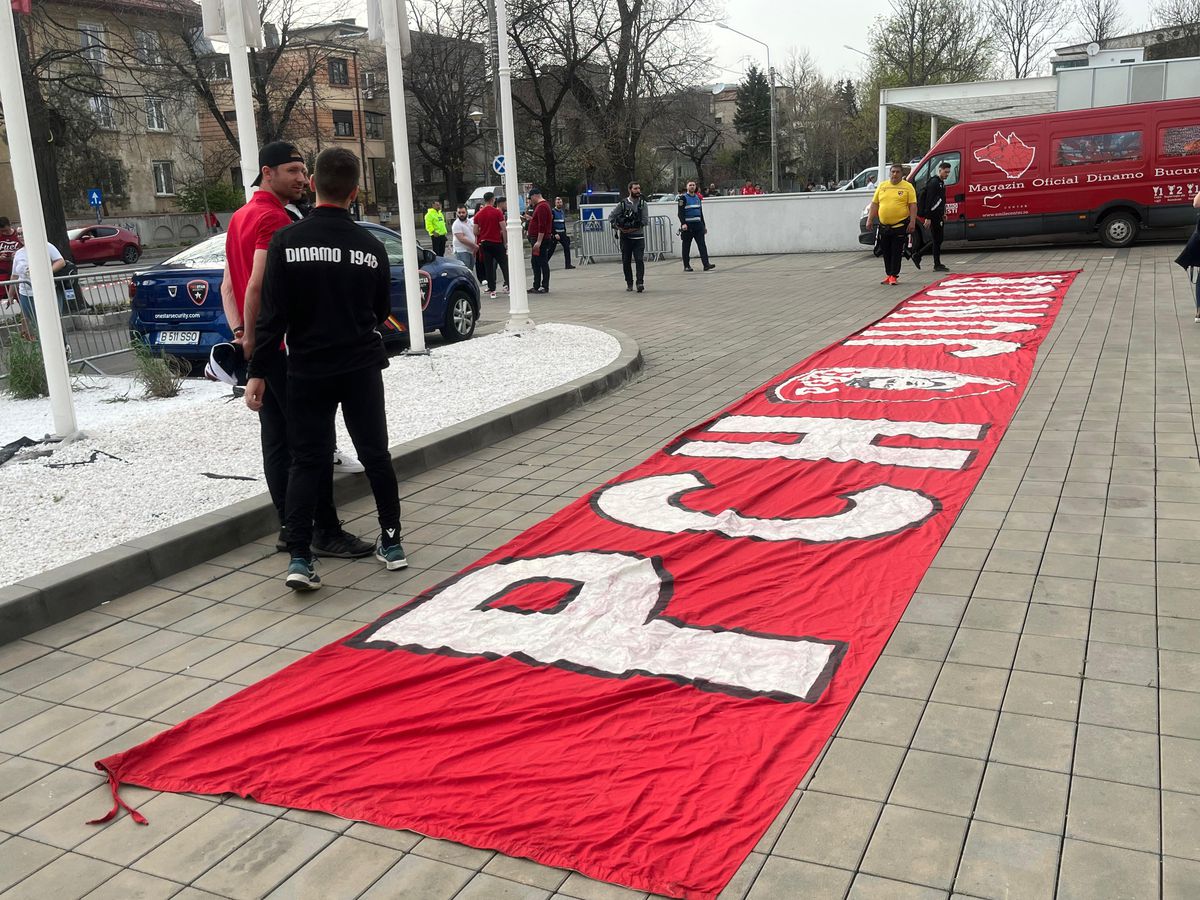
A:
718;22;777;193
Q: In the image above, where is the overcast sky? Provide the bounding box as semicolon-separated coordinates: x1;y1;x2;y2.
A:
710;0;1161;85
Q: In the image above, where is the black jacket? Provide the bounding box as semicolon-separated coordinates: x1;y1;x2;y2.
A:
917;176;947;221
248;206;390;380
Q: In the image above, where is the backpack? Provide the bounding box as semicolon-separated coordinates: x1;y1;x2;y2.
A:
615;199;642;230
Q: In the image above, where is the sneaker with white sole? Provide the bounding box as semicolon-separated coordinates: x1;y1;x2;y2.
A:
285;555;321;591
333;449;365;473
375;530;409;570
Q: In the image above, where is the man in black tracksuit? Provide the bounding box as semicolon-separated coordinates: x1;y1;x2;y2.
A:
917;160;952;272
245;147;407;591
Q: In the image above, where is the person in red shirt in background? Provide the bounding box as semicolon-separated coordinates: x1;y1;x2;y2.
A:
472;191;509;299
526;187;554;294
220;141;371;560
741;180;757;196
0;217;22;284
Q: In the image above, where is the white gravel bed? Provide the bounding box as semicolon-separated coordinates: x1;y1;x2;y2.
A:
0;323;620;587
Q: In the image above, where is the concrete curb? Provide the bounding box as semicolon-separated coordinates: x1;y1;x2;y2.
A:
0;326;642;645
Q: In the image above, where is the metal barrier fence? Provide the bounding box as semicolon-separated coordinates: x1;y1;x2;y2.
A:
574;215;676;264
0;270;135;377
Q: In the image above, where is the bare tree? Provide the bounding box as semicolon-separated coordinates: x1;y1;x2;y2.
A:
1073;0;1128;45
658;89;723;189
405;0;490;205
507;0;615;200
1151;0;1200;55
987;0;1067;77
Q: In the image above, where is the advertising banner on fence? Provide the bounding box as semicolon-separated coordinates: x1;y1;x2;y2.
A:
95;271;1079;899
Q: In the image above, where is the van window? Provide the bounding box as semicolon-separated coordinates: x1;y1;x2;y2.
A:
1160;124;1200;158
910;153;961;193
1053;130;1143;167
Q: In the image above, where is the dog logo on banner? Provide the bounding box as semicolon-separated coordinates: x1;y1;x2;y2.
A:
186;279;209;306
769;367;1015;404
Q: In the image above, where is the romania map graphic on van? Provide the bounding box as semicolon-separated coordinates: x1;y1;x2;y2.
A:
973;132;1036;179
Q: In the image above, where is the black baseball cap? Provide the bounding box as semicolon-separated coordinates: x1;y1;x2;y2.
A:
251;141;305;186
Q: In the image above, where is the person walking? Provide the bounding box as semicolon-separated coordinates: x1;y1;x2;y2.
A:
424;200;447;257
678;179;716;273
609;181;649;292
527;187;554;294
245;147;407;591
552;196;575;269
451;204;478;272
221;140;371;559
1177;189;1200;323
473;191;509;299
917;160;952;272
866;164;917;285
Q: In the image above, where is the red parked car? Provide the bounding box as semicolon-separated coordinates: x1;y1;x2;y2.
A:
69;224;142;266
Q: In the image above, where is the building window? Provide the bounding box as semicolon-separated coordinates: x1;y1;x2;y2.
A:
1052;130;1143;167
89;95;115;130
365;111;384;140
136;30;162;66
79;23;106;70
206;56;231;80
332;109;355;137
153;160;175;196
145;97;168;132
223;109;237;121
328;57;349;85
361;70;377;94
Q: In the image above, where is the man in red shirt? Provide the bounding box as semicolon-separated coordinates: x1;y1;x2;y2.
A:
0;217;22;283
472;191;508;299
220;140;371;559
526;187;554;293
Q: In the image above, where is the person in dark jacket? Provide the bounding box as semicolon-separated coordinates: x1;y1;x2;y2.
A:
608;181;650;292
917;160;952;272
245;147;407;591
677;179;716;273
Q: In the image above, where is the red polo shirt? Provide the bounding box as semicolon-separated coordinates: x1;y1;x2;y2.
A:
225;190;292;319
473;204;504;244
527;200;553;241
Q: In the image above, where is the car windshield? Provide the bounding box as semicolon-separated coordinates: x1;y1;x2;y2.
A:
67;229;85;239
164;233;227;269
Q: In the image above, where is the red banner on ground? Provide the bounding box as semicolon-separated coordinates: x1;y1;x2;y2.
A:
97;272;1078;899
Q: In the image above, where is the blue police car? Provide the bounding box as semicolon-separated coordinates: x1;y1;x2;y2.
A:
128;222;479;366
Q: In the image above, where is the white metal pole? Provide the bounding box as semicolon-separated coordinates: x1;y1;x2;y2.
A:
494;0;533;331
0;8;77;438
380;0;427;353
930;115;940;147
877;99;888;172
767;54;778;193
223;0;260;202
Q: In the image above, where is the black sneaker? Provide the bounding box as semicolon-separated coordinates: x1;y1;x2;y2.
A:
565;264;576;269
312;525;373;558
625;283;633;292
275;527;288;552
636;284;644;293
933;264;950;272
703;263;716;271
683;266;694;272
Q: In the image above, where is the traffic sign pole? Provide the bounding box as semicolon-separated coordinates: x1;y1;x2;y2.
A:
0;4;78;437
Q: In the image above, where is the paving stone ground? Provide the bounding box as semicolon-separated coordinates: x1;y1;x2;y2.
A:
2;241;1199;900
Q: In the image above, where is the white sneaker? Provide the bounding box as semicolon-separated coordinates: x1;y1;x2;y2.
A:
501;285;510;293
489;290;497;299
333;449;365;473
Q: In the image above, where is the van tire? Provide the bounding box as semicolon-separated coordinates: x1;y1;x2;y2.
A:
1099;211;1138;248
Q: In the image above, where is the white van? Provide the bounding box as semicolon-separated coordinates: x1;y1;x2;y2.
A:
465;185;524;216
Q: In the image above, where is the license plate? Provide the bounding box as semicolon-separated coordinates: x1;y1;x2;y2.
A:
157;330;200;344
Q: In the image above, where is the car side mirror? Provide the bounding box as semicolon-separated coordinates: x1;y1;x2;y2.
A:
420;248;434;265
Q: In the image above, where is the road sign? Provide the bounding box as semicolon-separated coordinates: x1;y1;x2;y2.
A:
87;188;103;207
581;206;604;232
492;155;505;176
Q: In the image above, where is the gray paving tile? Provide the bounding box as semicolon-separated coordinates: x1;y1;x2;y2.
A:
556;871;646;899
1073;723;1159;788
1056;839;1159;900
860;805;967;890
81;868;183;900
342;822;422;852
1084;641;1159;686
409;835;494;869
3;850;119;900
76;792;217;866
974;762;1068;834
0;766;99;834
1164;856;1200;900
946;628;1019;669
132;804;274;883
888;750;984;817
1001;671;1079;721
21;783;153;851
1162;735;1200;796
0;835;63;893
482;855;570;891
1014;633;1085;677
930;663;1008;710
358;854;474;899
1162;689;1200;740
774;790;879;869
861;656;941;700
989;712;1075;773
1066;777;1160;853
806;739;905;803
458;872;553;900
911;703;998;760
260;835;400;900
837;694;924;746
847;873;947;899
955;821;1059;900
883;624;956;661
744;857;852;899
1079;679;1158;732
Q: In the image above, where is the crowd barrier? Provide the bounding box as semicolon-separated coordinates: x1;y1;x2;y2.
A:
0;270;135;377
575;215;676;264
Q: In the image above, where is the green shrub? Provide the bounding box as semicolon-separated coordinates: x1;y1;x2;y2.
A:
5;338;50;399
175;179;245;215
132;335;188;398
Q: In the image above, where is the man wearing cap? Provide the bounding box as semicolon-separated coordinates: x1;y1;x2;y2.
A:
526;187;554;293
221;140;371;559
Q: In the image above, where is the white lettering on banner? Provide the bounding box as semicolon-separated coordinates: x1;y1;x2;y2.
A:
863;322;1036;335
889;308;1046;319
672;416;985;469
940;276;1066;285
593;473;937;542
844;337;1020;357
925;285;1056;299
354;551;846;702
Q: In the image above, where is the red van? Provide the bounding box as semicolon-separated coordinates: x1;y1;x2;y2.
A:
859;97;1200;248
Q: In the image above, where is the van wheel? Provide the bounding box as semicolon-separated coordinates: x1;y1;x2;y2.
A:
1099;211;1138;248
440;289;476;342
